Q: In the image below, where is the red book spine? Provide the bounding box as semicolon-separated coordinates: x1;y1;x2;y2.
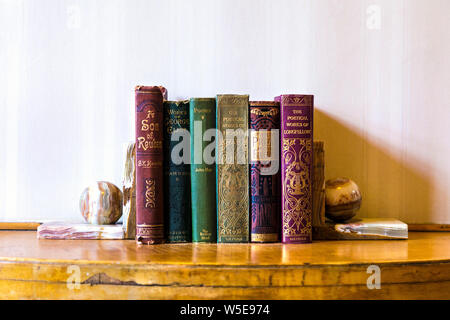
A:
135;86;165;244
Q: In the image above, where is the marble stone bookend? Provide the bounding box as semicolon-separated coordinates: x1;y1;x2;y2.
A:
312;141;326;226
37;222;124;240
79;181;123;224
122;142;136;239
313;218;408;240
325;177;362;222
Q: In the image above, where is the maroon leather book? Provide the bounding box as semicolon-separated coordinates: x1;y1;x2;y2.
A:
135;86;165;244
276;94;314;244
249;101;280;242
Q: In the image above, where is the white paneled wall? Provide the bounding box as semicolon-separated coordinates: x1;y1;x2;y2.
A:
0;0;449;223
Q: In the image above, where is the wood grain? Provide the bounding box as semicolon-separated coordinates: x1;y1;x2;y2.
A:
0;231;449;299
0;222;40;230
408;224;450;232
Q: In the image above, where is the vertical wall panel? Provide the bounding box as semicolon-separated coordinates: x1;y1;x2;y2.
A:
0;0;448;223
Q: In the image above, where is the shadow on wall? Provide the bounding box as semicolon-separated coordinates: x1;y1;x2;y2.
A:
314;108;432;224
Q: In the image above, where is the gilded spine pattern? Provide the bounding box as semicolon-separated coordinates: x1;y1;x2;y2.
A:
163;100;191;242
249;101;280;242
135;86;165;244
216;94;250;243
276;94;314;243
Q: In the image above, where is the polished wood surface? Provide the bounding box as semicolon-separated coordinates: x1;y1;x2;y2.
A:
408;224;450;232
0;222;41;230
0;231;449;299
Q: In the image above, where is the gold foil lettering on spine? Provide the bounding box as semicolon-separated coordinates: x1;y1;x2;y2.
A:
137;109;162;151
250;108;279;117
217;95;249;241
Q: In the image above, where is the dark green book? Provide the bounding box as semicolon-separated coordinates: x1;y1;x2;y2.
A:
190;98;217;242
216;94;250;243
163;100;191;242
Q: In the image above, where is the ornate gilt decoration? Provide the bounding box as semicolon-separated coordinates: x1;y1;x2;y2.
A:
217;162;249;238
282;138;312;236
216;95;249;241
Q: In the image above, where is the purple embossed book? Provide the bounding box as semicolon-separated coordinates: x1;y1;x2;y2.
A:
249;101;281;242
275;94;314;244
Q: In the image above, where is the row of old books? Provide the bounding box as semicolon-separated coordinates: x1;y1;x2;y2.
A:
135;86;313;244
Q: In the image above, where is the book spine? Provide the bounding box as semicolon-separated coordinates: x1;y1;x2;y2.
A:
276;94;314;244
216;94;250;243
163;100;191;242
249;101;281;242
190;98;217;242
135;86;165;244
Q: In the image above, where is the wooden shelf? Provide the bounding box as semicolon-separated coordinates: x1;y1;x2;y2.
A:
0;231;449;299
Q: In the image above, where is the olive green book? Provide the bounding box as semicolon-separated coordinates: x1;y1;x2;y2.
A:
216;94;250;243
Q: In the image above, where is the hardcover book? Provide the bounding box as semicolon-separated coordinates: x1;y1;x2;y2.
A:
249;101;281;242
164;100;191;242
135;86;165;244
190;98;217;242
216;94;250;243
276;94;314;243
